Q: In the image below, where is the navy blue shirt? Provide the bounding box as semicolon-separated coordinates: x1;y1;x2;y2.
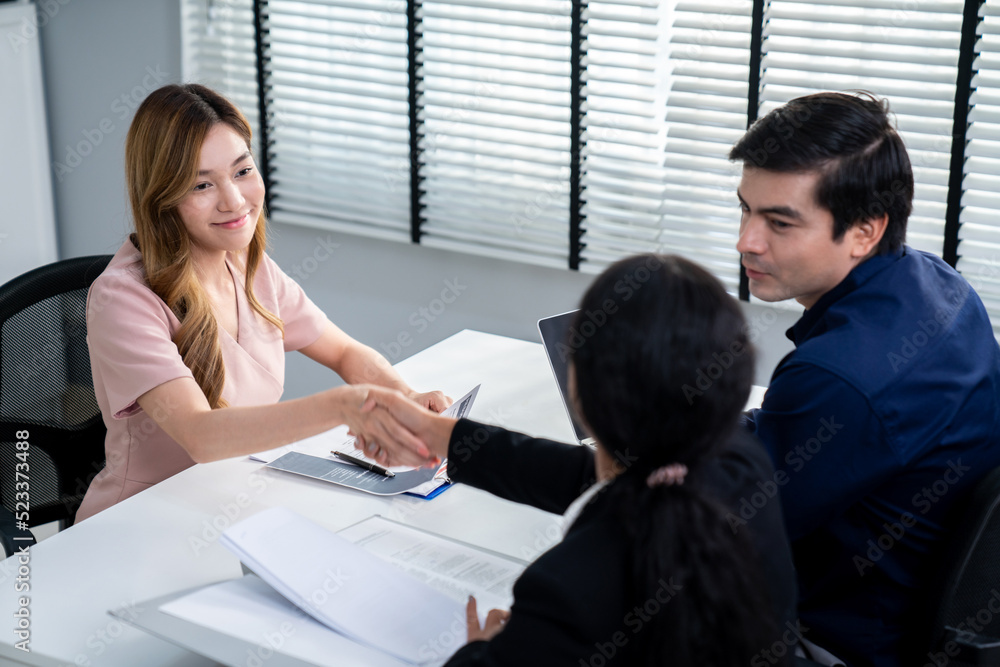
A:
743;246;1000;667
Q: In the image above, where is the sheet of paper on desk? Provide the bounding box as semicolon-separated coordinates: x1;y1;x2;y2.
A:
216;507;465;664
337;515;526;613
267;451;441;496
158;575;412;667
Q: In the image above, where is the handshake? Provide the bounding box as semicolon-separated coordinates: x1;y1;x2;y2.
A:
340;385;458;470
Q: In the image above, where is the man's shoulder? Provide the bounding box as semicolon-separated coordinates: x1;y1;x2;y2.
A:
850;246;971;328
778;248;1000;459
792;248;994;383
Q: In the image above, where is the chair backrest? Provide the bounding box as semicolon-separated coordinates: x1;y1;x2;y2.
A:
0;254;112;528
927;465;1000;657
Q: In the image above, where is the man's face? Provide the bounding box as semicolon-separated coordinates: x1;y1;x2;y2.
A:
736;166;873;309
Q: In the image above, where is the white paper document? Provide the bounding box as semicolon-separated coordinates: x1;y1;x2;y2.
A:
158;575;407;667
338;516;524;613
158;508;527;666
217;508;463;664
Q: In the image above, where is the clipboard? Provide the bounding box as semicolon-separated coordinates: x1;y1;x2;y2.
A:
119;509;528;667
265;385;479;498
110;580;322;667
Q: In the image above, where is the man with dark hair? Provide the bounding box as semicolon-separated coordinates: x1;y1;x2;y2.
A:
730;92;1000;667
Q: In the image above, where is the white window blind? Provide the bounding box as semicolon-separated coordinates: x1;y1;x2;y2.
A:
961;1;1000;337
417;1;573;268
264;1;412;241
581;0;752;294
181;0;262;160
180;1;1000;338
759;0;965;258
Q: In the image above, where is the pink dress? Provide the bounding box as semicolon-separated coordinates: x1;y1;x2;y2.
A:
75;240;328;522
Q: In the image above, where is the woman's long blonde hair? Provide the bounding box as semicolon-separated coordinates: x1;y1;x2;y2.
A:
125;83;283;408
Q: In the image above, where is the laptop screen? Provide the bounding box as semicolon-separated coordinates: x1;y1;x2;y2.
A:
537;310;593;446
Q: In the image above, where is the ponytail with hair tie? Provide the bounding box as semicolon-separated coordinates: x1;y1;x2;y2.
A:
646;464;688;487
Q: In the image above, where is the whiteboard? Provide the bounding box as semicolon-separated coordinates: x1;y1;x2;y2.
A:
0;2;58;287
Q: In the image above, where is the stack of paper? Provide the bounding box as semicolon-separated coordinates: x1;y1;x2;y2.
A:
153;509;527;666
217;508;464;663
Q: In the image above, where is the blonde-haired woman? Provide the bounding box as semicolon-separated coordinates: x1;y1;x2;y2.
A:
76;84;445;521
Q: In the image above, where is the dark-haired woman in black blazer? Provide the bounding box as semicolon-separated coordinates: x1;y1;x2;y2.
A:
367;254;798;667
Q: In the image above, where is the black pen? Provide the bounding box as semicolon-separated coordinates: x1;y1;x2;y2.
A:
332;450;395;477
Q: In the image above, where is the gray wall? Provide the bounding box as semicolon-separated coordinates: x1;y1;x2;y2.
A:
39;0;181;258
37;0;796;399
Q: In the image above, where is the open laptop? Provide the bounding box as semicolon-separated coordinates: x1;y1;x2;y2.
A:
537;310;596;448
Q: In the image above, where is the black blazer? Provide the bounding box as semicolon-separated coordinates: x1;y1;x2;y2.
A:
442;419;797;666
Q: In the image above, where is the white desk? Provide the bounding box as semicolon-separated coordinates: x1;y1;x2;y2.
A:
0;330;580;667
0;329;768;667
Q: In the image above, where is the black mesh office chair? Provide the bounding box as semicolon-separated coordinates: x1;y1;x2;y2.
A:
0;255;112;537
920;465;1000;666
796;462;1000;667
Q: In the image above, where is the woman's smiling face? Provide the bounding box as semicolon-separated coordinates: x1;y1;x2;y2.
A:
176;123;263;259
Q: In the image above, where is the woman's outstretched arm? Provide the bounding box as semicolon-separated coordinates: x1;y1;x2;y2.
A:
136;378;433;465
